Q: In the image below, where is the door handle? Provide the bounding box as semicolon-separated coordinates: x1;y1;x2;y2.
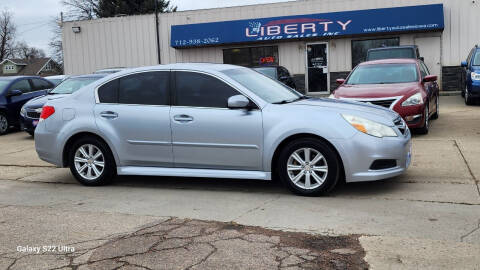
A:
100;111;118;119
173;114;193;123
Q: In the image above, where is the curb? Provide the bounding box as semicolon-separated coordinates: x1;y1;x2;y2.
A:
440;91;461;96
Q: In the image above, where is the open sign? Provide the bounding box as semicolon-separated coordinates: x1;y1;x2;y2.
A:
260;56;275;64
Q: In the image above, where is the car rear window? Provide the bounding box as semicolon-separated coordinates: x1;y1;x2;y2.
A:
346;63;418;85
367;48;416;61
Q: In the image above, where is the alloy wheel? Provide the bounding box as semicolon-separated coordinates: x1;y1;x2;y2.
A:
425;106;429;128
74;144;105;181
0;114;8;134
287;147;328;190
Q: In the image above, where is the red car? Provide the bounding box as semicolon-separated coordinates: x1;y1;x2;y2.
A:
332;59;439;134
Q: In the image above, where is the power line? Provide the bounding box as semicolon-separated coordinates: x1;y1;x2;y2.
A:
18;22;51;35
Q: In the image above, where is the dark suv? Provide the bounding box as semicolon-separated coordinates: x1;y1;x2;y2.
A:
253;66;297;89
461;45;480;105
0;76;54;135
366;45;423;62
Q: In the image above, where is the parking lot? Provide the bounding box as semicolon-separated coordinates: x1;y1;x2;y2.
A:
0;95;479;269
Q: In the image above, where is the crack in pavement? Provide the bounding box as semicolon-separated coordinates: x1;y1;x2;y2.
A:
1;218;368;270
232;195;282;221
460;219;480;242
454;140;480;197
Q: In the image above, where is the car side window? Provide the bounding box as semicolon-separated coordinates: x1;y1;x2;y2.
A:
466;49;474;67
98;79;119;103
419;62;429;78
31;79;53;91
175;71;240;108
118;72;169;105
10;79;32;93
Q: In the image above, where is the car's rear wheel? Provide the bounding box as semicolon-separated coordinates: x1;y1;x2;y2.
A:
277;138;340;196
431;95;439;120
0;112;9;135
465;86;473;105
69;136;116;186
417;105;429;135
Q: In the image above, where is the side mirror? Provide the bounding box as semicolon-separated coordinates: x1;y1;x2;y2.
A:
419;57;425;62
461;61;468;67
7;89;22;97
227;95;250;109
336;78;346;85
423;75;437;82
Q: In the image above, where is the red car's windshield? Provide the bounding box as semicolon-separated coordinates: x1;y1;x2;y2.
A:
346;63;418;85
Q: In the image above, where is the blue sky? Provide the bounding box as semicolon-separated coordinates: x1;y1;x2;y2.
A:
0;0;292;57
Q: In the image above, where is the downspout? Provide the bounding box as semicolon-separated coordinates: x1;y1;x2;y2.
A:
154;0;161;64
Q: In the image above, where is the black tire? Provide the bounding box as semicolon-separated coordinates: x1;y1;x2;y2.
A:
0;112;9;135
465;87;474;105
416;105;429;135
277;138;340;196
431;95;439;120
68;136;116;186
27;130;34;137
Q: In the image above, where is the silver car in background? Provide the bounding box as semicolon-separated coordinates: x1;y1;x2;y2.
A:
34;63;411;196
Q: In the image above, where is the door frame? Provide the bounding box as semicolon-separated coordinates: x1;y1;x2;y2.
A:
305;41;330;94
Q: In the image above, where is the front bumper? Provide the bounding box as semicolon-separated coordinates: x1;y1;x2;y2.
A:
394;104;426;129
333;129;411;183
467;81;480;97
19;115;39;133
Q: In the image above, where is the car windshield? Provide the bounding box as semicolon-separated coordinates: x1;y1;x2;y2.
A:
346;64;418;85
223;68;302;104
48;79;63;86
473;51;480;66
254;67;276;79
50;77;98;94
368;48;415;60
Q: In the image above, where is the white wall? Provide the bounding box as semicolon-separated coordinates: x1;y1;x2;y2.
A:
63;0;480;75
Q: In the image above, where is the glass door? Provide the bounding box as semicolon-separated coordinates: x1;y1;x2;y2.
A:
306;43;329;93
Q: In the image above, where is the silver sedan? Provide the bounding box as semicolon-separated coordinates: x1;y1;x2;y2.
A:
34;63;411;196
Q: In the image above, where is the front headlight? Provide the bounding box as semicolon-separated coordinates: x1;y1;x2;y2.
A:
342;114;397;138
20;107;26;117
402;93;423;107
472;72;480;81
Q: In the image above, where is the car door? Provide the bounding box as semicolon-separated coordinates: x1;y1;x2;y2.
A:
30;78;54;97
419;61;437;113
465;49;474;90
171;71;263;170
94;71;173;167
6;79;34;120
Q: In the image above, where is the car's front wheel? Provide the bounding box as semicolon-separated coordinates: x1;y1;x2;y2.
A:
465;86;474;105
431;95;439;120
277;138;340;196
417;105;429;134
69;136;116;186
0;112;9;135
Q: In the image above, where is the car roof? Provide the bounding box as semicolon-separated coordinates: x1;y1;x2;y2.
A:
368;45;418;51
113;63;245;74
70;74;107;79
0;75;43;81
45;75;67;79
360;58;419;65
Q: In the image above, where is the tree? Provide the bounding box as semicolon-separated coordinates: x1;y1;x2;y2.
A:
49;16;63;66
13;41;46;60
0;9;16;61
61;0;99;20
97;0;177;18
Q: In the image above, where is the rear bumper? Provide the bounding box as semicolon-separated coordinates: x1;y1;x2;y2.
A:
19;115;38;133
35;121;63;167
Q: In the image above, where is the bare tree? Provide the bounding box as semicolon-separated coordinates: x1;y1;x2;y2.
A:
62;0;99;20
49;16;63;66
13;41;46;60
0;9;16;61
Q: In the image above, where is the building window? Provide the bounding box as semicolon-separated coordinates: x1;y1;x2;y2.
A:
4;65;14;71
223;46;279;67
351;37;399;68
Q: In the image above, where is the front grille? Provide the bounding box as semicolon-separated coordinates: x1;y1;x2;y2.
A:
360;99;396;108
394;117;407;135
26;111;41;119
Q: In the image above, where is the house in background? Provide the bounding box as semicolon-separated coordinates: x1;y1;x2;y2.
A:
0;58;62;77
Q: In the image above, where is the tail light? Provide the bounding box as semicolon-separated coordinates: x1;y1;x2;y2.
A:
39;106;55;121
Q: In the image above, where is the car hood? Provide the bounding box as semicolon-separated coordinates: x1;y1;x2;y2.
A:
334;83;419;99
24;94;69;108
288;98;399;126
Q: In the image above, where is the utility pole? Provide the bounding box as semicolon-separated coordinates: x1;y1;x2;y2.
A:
154;0;161;64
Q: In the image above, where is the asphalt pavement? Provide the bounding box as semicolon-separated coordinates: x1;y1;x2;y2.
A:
0;96;479;269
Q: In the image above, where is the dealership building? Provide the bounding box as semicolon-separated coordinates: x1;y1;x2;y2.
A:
62;0;480;93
